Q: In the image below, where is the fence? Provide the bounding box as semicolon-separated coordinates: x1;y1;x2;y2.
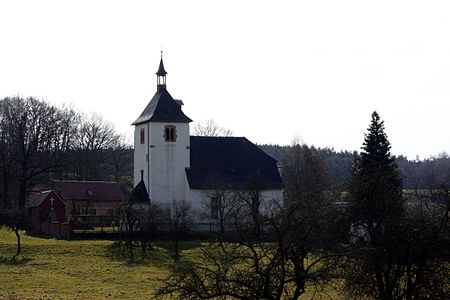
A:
72;215;120;229
39;221;73;239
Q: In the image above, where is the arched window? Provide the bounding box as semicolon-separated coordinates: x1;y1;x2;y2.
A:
164;125;177;142
140;128;145;144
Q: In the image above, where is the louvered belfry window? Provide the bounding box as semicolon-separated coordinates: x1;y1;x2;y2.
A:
164;125;176;142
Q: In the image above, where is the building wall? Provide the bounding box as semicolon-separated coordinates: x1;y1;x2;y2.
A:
134;123;148;187
39;221;73;239
89;201;120;216
189;188;284;221
38;192;66;222
64;200;120;216
134;122;190;205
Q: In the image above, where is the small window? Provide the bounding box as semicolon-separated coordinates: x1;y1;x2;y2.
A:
48;210;58;222
164;125;177;142
211;196;219;219
89;209;96;216
140;128;145;144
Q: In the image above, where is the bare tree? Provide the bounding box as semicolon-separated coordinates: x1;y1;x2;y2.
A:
200;173;241;235
74;113;121;180
138;202;163;258
0;97;77;208
0;97;81;256
52;105;80;180
109;135;133;181
193;119;233;137
156;148;341;299
117;199;163;260
234;170;266;236
0;208;29;256
156;198;341;300
0;112;15;208
118;199;141;258
282;142;332;208
164;199;193;261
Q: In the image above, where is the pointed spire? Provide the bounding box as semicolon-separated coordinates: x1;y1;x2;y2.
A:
156;51;168;76
156;51;167;88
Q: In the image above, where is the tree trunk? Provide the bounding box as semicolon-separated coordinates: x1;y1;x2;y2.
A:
405;264;413;300
18;176;27;208
141;238;146;259
1;170;10;208
174;236;179;261
14;227;21;256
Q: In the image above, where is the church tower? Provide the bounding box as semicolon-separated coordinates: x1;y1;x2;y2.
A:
132;54;192;203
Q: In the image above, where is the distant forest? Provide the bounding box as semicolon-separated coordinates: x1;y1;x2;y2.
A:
109;144;450;190
259;144;450;190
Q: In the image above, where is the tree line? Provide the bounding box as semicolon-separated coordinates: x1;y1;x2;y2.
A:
260;144;450;191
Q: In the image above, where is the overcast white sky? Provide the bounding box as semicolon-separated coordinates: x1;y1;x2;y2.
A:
1;1;449;160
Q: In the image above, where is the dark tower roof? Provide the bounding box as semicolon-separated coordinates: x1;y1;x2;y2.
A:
132;56;192;125
186;136;283;190
129;180;150;203
132;86;192;125
156;58;168;76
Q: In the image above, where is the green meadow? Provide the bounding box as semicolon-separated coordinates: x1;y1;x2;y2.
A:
0;228;342;299
0;228;174;299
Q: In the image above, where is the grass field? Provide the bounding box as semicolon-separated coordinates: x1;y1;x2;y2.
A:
0;228;343;299
0;227;176;299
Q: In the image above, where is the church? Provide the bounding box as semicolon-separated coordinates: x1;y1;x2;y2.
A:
132;56;283;217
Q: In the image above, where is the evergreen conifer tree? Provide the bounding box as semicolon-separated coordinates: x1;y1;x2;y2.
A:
349;111;403;233
343;112;450;300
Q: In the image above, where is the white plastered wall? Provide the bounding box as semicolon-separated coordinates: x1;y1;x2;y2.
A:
134;122;190;206
189;188;284;222
133;123;148;188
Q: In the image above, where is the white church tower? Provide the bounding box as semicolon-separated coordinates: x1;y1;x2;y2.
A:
132;54;192;203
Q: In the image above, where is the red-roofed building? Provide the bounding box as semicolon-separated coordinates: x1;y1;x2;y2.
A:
52;180;125;217
27;190;73;239
27;190;67;223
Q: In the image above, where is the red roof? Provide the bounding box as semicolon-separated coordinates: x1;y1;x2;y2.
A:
52;180;125;202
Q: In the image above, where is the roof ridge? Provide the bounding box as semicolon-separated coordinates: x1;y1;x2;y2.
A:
53;180;119;184
190;136;245;139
